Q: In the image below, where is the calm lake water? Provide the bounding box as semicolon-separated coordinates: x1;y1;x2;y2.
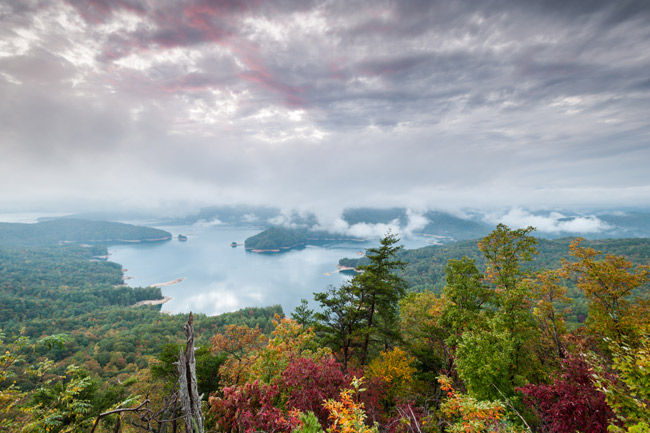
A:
109;223;432;316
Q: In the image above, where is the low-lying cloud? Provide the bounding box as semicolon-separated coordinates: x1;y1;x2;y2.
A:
489;208;611;234
304;209;429;239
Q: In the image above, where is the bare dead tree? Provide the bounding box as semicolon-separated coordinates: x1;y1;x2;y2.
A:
90;314;204;432
177;312;204;433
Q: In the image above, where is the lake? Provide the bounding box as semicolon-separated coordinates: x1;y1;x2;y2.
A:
108;223;433;316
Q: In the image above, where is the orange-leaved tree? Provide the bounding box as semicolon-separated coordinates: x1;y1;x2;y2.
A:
323;377;378;433
210;324;266;386
250;315;331;385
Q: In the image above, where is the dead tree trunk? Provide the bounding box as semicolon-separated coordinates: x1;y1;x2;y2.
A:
177;312;204;433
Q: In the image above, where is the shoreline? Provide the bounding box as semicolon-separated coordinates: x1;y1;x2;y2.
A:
133;296;173;307
336;265;360;273
151;277;185;287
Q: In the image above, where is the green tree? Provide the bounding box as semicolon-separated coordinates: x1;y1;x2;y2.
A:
292;298;316;328
400;291;452;385
355;231;407;365
314;231;407;368
314;282;364;371
592;326;650;432
454;225;542;401
441;257;490;347
478;224;537;318
530;269;570;362
1;332;97;432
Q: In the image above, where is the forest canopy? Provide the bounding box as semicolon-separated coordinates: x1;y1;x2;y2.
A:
1;223;649;432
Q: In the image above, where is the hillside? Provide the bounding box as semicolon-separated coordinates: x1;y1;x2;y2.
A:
0;218;172;245
340;236;650;325
342;208;492;240
341;236;650;290
0;237;282;381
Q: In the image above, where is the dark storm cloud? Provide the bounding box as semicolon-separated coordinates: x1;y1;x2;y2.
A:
0;0;649;213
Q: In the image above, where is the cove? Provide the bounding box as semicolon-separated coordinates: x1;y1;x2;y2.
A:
109;222;434;316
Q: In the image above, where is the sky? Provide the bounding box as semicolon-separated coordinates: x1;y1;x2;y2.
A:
1;0;649;219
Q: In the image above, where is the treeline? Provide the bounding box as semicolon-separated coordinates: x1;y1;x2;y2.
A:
5;304;282;384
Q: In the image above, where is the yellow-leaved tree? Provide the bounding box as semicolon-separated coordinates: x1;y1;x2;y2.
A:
563;238;650;346
366;347;416;403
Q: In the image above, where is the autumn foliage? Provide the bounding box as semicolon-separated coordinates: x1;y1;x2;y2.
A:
323;377;379;433
209;380;301;433
281;356;348;426
438;375;515;433
518;353;615;433
5;227;650;432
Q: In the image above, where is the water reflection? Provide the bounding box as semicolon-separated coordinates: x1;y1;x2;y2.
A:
109;224;430;316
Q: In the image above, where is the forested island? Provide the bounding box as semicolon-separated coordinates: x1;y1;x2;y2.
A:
244;226;363;251
1;222;649;432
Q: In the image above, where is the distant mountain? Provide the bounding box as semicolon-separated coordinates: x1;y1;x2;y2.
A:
419;210;492;240
38;211;157;223
188;205;283;225
0;218;172;246
596;211;650;238
72;205;650;242
342;207;408;225
338;208;491;241
488;210;650;239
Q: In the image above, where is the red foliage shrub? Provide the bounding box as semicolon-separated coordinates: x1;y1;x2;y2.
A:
281;356;348;426
209;380;300;433
517;353;616;433
346;367;388;425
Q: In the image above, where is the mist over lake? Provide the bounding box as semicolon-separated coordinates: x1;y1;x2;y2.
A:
109;223;434;316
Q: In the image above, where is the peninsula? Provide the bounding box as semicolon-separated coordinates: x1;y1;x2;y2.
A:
0;218;172;245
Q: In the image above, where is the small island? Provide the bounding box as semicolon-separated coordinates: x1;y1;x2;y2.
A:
178;234;188;241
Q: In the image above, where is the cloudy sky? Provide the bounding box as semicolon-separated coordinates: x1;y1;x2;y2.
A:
1;0;649;216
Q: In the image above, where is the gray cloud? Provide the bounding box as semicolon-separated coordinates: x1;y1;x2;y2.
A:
0;0;649;215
